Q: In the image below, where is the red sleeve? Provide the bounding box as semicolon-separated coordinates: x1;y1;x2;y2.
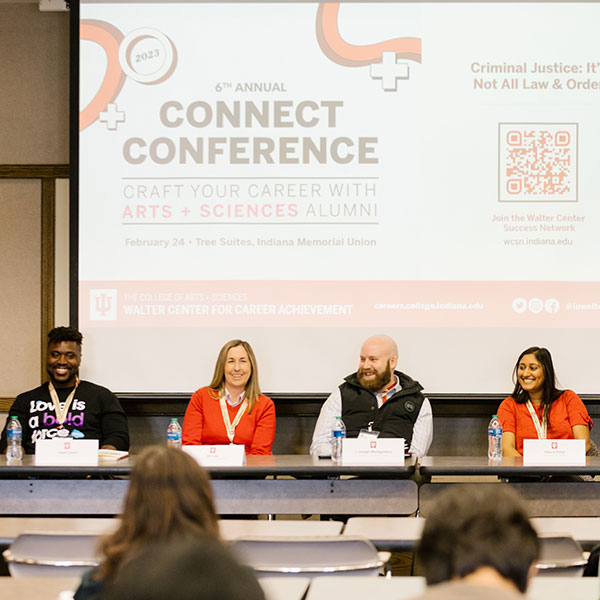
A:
563;390;594;430
182;388;205;445
248;396;276;455
497;397;517;434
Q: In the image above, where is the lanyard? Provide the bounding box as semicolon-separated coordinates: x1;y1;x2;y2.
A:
48;378;80;427
526;400;547;439
219;396;248;444
377;376;400;407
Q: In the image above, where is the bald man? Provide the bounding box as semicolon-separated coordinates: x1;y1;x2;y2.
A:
310;335;433;457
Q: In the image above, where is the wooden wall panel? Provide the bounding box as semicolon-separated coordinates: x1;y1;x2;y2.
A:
0;4;69;164
0;179;42;397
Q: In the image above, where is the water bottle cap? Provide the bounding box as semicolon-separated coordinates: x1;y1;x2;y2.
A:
171;417;178;421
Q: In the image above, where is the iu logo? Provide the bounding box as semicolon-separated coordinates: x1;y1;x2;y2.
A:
209;447;216;454
551;441;558;449
370;440;377;449
64;441;71;450
90;289;117;320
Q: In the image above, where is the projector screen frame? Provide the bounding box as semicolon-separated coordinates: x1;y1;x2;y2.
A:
70;0;600;401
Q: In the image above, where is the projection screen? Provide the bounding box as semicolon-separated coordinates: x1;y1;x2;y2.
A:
77;1;600;394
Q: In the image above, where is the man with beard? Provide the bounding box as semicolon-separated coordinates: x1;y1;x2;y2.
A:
0;326;129;454
310;335;432;457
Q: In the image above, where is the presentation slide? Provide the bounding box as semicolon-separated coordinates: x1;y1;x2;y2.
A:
78;1;600;394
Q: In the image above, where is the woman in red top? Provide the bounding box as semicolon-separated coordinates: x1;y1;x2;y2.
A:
182;340;276;454
497;346;592;457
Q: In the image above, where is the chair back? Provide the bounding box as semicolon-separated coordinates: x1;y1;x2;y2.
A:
2;533;101;578
536;534;587;577
229;535;385;578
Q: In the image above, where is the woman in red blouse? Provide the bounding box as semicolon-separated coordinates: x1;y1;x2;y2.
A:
182;340;276;454
497;346;592;457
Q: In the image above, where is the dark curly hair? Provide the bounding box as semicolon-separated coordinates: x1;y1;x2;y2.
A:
47;326;83;347
417;485;538;593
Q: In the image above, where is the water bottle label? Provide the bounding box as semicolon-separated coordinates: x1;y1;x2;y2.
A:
332;430;346;438
167;432;181;440
7;430;21;439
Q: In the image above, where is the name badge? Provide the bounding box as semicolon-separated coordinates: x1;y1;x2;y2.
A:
342;438;405;465
523;438;586;466
182;444;246;466
35;439;99;466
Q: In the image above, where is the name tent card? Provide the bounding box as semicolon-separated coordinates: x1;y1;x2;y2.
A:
182;444;246;466
35;439;99;466
523;438;586;466
341;438;405;465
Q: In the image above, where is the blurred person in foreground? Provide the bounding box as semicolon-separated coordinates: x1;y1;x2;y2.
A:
74;445;220;600
413;485;539;599
104;537;264;600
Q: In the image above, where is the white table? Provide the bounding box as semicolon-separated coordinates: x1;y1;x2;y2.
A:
343;516;600;552
0;517;119;545
531;517;600;550
0;577;79;599
0;517;343;546
305;576;426;600
220;519;344;540
259;577;310;600
342;517;424;551
527;577;599;599
0;576;309;600
304;576;600;600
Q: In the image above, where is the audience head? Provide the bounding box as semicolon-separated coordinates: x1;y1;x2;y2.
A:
105;537;265;600
417;484;538;593
209;339;261;411
96;445;220;581
511;346;560;409
357;334;398;392
46;326;83;388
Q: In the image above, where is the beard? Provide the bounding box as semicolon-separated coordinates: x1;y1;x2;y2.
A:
357;359;393;392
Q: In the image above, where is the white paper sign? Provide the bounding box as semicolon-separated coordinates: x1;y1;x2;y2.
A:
182;444;246;466
341;438;406;465
523;438;586;466
35;439;99;466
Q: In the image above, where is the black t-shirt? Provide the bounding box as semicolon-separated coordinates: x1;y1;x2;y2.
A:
0;380;130;453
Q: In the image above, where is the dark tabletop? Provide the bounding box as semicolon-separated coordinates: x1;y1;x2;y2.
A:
419;455;600;476
0;454;417;478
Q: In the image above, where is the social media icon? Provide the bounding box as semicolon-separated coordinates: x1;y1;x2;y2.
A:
528;298;543;314
545;298;560;314
512;297;527;313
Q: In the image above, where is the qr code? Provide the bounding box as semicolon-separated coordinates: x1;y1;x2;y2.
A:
498;123;577;202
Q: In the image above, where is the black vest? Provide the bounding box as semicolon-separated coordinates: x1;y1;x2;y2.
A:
340;371;425;447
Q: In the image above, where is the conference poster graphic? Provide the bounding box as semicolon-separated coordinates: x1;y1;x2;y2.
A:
79;2;600;329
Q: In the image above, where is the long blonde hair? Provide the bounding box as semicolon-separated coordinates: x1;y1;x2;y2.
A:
95;446;220;582
208;339;262;413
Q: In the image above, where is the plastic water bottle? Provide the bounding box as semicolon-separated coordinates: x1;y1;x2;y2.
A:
167;418;182;449
488;414;503;460
331;416;346;462
6;416;23;462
